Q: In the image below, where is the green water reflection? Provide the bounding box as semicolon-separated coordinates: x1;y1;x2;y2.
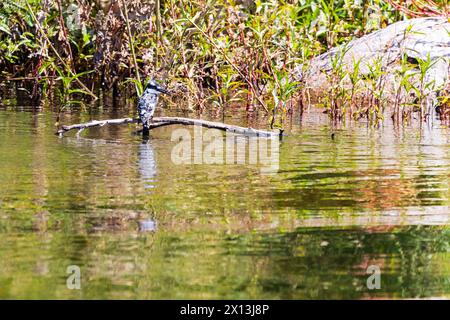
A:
0;107;448;299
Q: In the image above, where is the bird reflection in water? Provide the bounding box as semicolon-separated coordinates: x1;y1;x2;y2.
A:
137;139;159;232
138;139;157;189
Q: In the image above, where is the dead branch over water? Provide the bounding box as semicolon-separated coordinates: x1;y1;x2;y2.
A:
56;117;280;138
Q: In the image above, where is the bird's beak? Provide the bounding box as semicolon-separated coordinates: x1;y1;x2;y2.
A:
157;85;170;95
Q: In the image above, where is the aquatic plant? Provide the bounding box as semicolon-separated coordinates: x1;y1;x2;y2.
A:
0;0;447;127
364;56;387;123
322;45;350;121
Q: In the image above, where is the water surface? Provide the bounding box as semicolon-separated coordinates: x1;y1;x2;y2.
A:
0;102;449;299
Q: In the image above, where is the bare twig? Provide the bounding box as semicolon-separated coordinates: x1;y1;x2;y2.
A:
186;17;270;113
152;117;279;137
25;2;98;99
120;0;141;86
56;0;74;65
56;116;280;137
57;117;137;136
387;0;448;17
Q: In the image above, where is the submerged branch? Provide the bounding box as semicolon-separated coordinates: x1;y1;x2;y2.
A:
56;117;280;138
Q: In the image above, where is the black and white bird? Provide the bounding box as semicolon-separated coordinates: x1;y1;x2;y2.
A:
138;78;169;135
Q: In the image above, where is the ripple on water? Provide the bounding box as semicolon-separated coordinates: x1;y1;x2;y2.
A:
0;109;449;298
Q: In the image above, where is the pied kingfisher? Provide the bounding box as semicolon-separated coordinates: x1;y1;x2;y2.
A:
138;78;169;135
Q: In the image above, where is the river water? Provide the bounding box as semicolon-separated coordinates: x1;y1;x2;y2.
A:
0;96;448;299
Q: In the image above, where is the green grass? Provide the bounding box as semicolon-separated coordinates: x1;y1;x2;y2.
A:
0;0;448;125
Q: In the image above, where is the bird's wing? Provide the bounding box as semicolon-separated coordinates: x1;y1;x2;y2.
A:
138;96;151;119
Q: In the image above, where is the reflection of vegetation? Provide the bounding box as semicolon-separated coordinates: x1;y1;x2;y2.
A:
0;111;449;298
0;112;449;232
0;225;447;299
231;225;450;299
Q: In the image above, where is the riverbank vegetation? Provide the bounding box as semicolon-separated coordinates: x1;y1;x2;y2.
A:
0;0;449;126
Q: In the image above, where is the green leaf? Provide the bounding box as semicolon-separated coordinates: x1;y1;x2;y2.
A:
0;21;11;35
